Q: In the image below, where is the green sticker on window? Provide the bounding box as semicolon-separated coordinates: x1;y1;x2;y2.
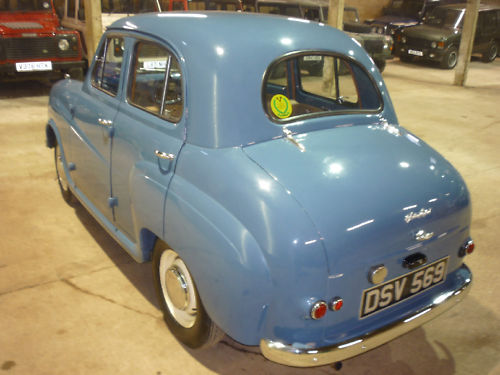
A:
271;94;292;119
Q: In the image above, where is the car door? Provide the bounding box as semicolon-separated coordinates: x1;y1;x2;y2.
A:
70;35;125;222
110;37;186;242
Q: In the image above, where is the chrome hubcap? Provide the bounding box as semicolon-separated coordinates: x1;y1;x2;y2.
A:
159;250;197;328
165;266;189;310
448;52;457;67
490;45;497;60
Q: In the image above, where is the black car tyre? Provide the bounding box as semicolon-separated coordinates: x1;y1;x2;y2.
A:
54;142;75;204
374;59;386;72
440;46;458;69
152;241;224;348
399;54;413;63
482;41;498;63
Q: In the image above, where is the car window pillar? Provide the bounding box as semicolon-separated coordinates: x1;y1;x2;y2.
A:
160;56;173;116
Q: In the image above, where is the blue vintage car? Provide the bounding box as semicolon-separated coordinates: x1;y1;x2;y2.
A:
46;12;474;367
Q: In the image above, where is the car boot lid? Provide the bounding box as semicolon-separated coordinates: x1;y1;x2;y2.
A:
243;122;470;274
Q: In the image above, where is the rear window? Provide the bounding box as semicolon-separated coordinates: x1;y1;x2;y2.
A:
263;53;382;122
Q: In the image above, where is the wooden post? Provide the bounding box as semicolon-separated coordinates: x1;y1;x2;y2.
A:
327;0;344;30
84;0;103;65
454;0;480;86
323;0;345;95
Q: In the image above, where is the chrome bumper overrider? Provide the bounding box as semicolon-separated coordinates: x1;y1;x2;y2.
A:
260;264;472;367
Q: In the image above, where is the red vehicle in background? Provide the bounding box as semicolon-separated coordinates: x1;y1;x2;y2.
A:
0;0;85;81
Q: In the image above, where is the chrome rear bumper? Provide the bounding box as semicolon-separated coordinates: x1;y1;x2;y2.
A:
260;264;471;367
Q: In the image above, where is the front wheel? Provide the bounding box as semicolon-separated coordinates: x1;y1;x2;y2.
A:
440;46;458;69
399;54;414;63
374;59;386;72
152;242;224;348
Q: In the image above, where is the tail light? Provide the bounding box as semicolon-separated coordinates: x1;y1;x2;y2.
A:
310;301;328;320
459;239;475;257
330;297;344;311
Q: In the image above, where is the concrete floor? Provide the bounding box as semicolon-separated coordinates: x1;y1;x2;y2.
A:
0;58;499;375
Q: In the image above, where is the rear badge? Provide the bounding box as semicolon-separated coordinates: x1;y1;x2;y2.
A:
405;208;432;223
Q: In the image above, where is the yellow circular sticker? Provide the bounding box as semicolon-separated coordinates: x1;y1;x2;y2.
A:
271;94;292;119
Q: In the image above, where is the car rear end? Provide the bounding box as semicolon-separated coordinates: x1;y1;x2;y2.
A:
246;123;474;366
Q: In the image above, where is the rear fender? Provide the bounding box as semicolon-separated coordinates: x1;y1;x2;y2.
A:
163;175;273;344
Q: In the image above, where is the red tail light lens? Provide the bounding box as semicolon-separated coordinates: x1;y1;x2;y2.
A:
330;297;344;311
310;301;328;320
465;240;475;254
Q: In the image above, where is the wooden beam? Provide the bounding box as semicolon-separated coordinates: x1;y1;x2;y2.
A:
84;0;103;65
454;0;480;86
327;0;344;30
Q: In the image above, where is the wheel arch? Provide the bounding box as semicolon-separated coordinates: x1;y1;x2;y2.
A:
45;120;58;149
140;227;160;262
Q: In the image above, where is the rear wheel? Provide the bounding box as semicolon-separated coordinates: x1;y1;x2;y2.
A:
482;41;498;62
440;46;458;69
152;241;224;348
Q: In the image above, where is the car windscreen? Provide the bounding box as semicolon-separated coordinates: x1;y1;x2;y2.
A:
263;53;382;123
424;7;464;28
1;0;52;11
384;0;424;18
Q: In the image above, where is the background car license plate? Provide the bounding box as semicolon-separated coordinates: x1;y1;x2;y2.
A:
15;61;52;72
303;56;322;61
408;49;424;57
360;257;448;318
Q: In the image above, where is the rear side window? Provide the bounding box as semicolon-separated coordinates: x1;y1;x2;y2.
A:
263;53;381;122
128;41;183;123
91;37;125;96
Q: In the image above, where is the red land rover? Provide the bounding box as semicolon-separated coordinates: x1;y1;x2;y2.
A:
0;0;86;81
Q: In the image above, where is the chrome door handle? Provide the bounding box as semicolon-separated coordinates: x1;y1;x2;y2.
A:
155;150;175;160
98;118;113;127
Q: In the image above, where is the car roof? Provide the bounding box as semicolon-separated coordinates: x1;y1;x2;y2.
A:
108;12;388;148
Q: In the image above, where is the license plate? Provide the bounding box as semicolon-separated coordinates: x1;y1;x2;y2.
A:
360;257;448;318
15;61;52;72
303;56;322;61
408;49;424;57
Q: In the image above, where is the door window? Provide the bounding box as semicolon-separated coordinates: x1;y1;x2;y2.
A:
77;0;85;20
67;0;76;18
128;41;183;123
91;37;125;96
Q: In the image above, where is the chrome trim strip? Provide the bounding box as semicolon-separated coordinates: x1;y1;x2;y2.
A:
260;265;471;367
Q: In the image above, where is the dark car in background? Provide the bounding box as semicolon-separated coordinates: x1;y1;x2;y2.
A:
398;4;500;69
256;0;393;71
365;0;461;37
